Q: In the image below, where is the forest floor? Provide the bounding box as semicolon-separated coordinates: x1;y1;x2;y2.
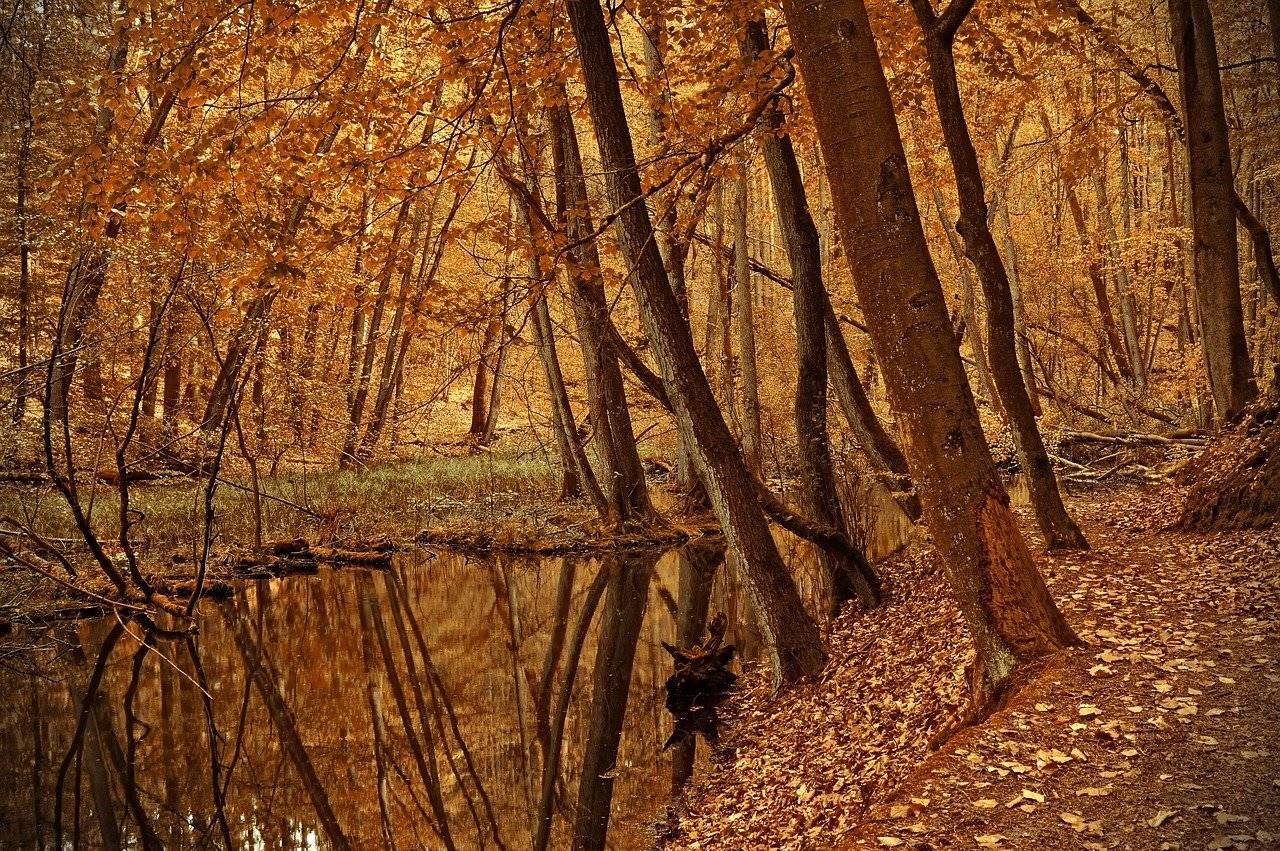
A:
659;484;1280;850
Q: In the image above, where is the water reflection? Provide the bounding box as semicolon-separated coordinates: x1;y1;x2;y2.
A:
0;484;928;850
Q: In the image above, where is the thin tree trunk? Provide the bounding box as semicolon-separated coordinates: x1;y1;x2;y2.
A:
549;99;654;524
530;288;607;513
12;74;34;423
1063;178;1135;380
470;319;499;439
566;0;827;686
742;18;881;607
933;189;1004;419
1092;172;1147;390
993;195;1043;416
733;175;763;473
912;1;1088;551
784;0;1078;698
341;199;417;467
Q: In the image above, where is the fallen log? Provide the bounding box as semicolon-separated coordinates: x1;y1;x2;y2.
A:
1059;430;1208;448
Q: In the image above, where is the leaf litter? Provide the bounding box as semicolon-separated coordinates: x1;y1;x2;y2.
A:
658;485;1279;849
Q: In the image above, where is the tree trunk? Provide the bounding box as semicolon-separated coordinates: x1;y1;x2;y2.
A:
1170;0;1258;421
469;319;499;439
933;189;1004;419
341;199;417;467
914;3;1088;551
733;175;764;473
549;99;654;525
12;78;33;423
529;286;608;513
1062;178;1135;381
784;0;1078;696
742;18;880;608
1092;172;1147;390
566;0;827;686
638;10;704;506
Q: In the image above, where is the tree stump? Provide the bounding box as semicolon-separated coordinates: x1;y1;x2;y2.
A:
662;612;737;750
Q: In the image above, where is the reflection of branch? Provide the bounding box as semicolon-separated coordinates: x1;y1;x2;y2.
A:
356;573;457;851
120;642;164;848
226;602;352;850
53;622;127;849
185;635;235;849
391;565;506;850
533;563;611;851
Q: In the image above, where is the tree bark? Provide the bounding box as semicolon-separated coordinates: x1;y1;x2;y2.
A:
733;175;763;473
549;99;655;525
913;0;1088;550
1171;0;1258;420
784;0;1079;696
742;18;881;607
566;0;827;686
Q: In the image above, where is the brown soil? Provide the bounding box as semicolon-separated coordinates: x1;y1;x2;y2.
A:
660;485;1280;850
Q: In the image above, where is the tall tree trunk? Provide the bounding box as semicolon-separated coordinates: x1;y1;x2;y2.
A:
742;18;881;607
529;288;608;514
549;99;654;525
933;190;1004;419
733;175;763;473
566;0;827;686
783;0;1078;697
993;195;1043;416
913;1;1088;550
638;10;704;505
12;75;33;423
1170;0;1258;420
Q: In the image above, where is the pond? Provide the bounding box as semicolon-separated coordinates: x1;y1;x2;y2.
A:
0;486;920;850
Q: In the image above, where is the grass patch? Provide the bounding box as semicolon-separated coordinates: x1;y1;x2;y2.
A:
0;450;562;558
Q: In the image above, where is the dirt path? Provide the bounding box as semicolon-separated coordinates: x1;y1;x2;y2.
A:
660;486;1280;850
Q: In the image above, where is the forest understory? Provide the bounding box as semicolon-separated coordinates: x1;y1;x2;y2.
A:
660;483;1279;850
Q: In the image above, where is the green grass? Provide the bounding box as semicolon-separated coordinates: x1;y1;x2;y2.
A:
0;451;562;557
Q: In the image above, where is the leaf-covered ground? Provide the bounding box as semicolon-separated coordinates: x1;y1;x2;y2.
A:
659;485;1279;850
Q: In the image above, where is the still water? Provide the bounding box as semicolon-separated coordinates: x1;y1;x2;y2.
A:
0;488;919;850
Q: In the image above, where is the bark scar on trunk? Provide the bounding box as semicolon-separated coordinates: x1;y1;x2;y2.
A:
976;487;1079;666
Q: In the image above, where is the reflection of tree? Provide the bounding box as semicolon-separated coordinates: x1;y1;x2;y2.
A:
6;548;717;850
534;558;611;851
52;620;124;849
573;552;659;851
224;599;353;850
669;541;726;789
184;633;235;848
356;570;457;850
385;567;507;849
